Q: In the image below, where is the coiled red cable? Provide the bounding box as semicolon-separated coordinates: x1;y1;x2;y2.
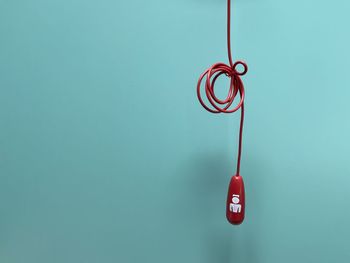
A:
197;0;247;176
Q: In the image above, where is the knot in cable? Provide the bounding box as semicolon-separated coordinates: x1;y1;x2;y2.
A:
197;61;248;114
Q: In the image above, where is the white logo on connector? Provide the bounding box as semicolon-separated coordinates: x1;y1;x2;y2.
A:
229;194;241;213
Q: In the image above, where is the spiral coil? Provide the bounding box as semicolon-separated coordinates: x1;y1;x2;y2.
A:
196;61;247;114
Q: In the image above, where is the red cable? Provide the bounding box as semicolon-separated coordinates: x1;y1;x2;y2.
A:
196;0;248;176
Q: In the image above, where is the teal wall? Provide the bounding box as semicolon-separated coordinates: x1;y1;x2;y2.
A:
1;0;350;262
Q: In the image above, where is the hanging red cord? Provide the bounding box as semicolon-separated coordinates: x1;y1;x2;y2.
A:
196;0;248;225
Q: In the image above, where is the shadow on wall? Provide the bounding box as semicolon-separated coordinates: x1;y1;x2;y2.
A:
187;152;233;263
172;151;264;263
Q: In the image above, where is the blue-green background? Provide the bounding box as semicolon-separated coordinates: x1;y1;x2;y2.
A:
1;0;350;262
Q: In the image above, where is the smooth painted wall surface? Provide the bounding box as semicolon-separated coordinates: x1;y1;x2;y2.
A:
1;0;350;262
